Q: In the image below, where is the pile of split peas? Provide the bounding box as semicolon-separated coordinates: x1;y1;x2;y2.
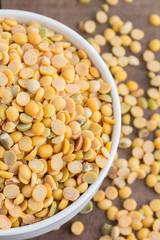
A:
69;0;160;239
0;16;116;229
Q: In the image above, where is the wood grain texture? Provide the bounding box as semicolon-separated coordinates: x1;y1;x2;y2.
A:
1;0;160;239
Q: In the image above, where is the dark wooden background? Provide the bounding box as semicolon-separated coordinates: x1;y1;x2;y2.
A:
1;0;160;239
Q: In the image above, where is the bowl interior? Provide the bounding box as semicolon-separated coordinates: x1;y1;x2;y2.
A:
0;9;121;237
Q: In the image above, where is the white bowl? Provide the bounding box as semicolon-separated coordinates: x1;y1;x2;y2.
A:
0;9;121;240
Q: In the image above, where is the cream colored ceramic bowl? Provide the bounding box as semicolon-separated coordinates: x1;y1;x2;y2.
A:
0;9;121;240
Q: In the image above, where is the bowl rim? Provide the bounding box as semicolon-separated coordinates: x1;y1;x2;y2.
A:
0;9;121;236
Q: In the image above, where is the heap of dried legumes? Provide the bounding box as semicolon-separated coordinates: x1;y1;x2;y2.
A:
0;18;116;229
69;0;160;239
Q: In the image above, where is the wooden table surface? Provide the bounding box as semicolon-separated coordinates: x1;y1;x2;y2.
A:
1;0;160;239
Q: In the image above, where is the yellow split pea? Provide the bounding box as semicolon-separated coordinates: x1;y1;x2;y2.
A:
71;221;84;235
